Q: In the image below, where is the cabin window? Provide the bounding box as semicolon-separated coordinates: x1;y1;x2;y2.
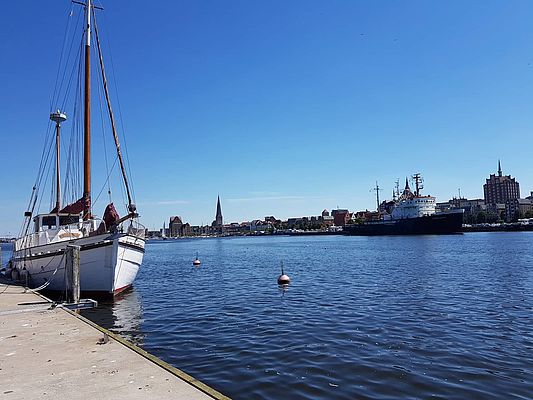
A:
41;216;57;230
59;215;79;226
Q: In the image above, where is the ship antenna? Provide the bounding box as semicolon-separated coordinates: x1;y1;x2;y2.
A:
412;173;422;197
370;181;381;212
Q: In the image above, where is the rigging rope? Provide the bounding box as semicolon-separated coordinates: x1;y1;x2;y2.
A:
101;11;136;204
94;45;113;205
93;9;135;213
53;7;83;112
50;2;75;112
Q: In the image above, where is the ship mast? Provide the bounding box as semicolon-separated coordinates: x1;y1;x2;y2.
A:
370;181;381;212
393;179;400;201
83;0;92;219
412;173;423;197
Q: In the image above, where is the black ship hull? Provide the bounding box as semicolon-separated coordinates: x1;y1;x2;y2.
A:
343;211;463;236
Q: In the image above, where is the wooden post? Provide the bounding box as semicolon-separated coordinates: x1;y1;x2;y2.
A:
66;245;81;303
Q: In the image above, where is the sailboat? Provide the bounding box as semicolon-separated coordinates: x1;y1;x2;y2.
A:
10;0;145;296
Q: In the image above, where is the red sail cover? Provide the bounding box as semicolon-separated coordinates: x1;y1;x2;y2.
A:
51;197;86;214
94;203;121;235
103;203;120;227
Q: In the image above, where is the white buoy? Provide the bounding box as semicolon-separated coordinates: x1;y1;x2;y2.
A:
277;261;290;285
193;252;201;266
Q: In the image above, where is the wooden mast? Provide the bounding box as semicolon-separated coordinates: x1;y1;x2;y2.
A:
83;0;92;219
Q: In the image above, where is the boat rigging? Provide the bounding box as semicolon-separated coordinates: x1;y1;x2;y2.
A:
9;0;145;296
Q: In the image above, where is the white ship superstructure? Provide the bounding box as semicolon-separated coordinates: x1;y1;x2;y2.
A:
390;197;436;219
389;175;436;219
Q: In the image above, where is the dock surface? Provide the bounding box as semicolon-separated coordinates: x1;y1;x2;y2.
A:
0;284;228;400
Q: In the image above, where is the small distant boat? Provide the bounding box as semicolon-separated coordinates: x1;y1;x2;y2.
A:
344;174;463;236
10;0;145;296
162;221;168;240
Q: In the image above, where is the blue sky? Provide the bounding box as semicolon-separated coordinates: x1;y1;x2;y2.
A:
1;0;533;234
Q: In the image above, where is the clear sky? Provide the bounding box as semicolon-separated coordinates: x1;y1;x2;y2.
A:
1;0;533;235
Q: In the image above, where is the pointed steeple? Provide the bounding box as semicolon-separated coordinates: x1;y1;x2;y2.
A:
215;195;223;226
401;176;413;199
498;160;502;177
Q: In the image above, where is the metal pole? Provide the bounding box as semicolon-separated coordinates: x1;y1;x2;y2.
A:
83;0;92;219
66;245;81;303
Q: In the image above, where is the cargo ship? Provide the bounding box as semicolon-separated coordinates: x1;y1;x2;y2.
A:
343;174;463;236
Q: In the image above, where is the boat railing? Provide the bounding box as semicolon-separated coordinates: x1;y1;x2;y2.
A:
15;219;101;251
126;220;146;239
15;231;51;251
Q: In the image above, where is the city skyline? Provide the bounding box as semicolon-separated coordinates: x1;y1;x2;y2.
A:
2;1;533;234
151;160;527;233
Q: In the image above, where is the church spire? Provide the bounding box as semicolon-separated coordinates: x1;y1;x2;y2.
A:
498;160;502;177
215;195;223;226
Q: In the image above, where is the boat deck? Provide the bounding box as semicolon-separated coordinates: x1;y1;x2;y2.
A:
0;284;229;400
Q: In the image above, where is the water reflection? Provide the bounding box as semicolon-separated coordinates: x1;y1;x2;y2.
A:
81;288;145;345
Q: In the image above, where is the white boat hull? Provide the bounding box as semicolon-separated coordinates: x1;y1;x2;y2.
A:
12;233;144;295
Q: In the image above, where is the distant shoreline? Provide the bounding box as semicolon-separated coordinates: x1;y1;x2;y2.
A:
461;224;533;233
145;224;533;241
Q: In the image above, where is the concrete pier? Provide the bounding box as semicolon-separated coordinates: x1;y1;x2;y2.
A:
0;284;229;400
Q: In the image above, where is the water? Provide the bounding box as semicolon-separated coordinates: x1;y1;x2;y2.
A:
10;234;533;399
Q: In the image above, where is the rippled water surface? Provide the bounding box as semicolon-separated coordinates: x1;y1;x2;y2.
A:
80;233;532;399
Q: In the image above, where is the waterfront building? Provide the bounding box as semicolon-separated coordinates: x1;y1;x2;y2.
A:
250;220;271;232
321;215;334;226
169;216;183;237
287;217;303;226
145;229;162;239
485;203;506;221
265;216;281;224
181;223;193;236
505;198;533;222
331;209;351;226
483;161;520;205
436;198;486;223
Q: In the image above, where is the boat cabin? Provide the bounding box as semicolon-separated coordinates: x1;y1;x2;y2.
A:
34;213;82;232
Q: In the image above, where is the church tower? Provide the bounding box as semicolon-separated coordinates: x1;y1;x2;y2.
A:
213;196;223;227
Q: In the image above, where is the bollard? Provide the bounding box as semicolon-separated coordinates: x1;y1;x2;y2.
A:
65;245;81;304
